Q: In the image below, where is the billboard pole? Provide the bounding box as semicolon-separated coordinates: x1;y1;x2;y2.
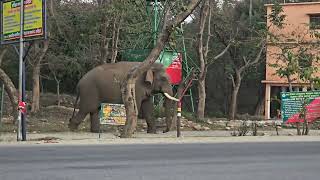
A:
17;0;25;141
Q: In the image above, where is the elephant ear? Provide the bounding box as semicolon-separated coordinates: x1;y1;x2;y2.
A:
145;69;154;85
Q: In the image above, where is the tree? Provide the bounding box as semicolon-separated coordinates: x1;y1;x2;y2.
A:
196;0;231;118
29;40;49;113
0;47;18;121
121;0;201;138
214;0;266;120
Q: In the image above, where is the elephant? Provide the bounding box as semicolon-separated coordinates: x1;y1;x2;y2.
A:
68;61;178;133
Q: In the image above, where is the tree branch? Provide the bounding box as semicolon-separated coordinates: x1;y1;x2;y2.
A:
121;0;201;138
0;48;8;66
229;74;235;88
204;1;212;62
239;40;265;73
48;0;66;40
206;42;232;66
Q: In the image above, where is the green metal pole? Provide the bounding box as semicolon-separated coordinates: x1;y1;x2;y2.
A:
180;24;195;113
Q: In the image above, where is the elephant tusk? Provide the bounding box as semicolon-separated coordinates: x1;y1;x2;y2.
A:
163;93;180;102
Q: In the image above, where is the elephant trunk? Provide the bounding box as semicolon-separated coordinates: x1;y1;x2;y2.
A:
162;87;177;133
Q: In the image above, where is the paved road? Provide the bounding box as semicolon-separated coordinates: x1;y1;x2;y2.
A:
0;142;319;180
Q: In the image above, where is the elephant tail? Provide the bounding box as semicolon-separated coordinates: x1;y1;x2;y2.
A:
70;87;80;120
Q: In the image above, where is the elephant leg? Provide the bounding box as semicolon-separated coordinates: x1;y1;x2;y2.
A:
68;111;87;131
90;110;100;133
141;98;156;134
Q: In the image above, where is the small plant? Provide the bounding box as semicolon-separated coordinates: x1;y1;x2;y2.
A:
252;120;258;136
231;120;250;136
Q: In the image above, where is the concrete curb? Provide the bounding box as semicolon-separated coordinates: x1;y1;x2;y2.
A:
1;132;320;146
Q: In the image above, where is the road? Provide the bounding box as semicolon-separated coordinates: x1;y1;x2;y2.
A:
0;142;319;180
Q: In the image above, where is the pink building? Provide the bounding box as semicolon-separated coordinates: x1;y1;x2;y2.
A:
263;2;320;119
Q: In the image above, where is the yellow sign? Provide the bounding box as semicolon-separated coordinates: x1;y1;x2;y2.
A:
100;103;126;125
1;0;44;41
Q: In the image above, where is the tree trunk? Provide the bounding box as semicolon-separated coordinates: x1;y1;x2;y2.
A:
121;80;138;138
287;77;293;92
287;76;302;135
229;71;241;120
31;64;40;113
197;75;206;119
254;95;265;116
229;85;240;120
196;0;209;119
296;122;301;135
31;41;49;113
57;80;60;107
0;68;18;121
111;16;121;63
120;0;201;138
0;48;18;121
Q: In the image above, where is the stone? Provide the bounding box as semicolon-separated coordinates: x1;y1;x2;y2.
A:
207;120;213;125
288;133;295;136
193;125;202;131
225;127;231;130
142;122;148;128
203;127;211;131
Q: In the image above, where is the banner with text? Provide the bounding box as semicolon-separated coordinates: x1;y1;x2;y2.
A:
281;91;320;123
99;103;126;126
1;0;46;44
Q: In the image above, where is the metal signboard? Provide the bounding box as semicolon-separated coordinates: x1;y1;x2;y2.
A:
0;0;46;44
99;103;126;125
281;91;320;123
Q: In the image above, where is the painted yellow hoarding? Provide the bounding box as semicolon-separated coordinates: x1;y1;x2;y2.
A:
100;103;126;125
1;0;44;41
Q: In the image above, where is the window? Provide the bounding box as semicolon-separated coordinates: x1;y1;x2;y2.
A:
310;14;320;29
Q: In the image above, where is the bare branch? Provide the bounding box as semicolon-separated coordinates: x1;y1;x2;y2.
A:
48;0;66;40
243;56;248;65
229;74;235;88
204;3;212;61
239;40;265;73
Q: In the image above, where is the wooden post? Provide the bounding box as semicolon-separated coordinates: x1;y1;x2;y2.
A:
265;84;271;120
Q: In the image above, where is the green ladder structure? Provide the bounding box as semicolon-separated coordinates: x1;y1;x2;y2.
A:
120;0;198;112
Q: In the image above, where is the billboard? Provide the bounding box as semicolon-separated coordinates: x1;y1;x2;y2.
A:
156;51;182;85
0;0;46;44
121;50;183;85
281;91;320;123
99;103;126;125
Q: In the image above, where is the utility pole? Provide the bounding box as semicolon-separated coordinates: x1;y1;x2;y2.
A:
17;0;26;141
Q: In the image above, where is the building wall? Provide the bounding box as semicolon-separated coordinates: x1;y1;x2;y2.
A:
265;2;320;83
